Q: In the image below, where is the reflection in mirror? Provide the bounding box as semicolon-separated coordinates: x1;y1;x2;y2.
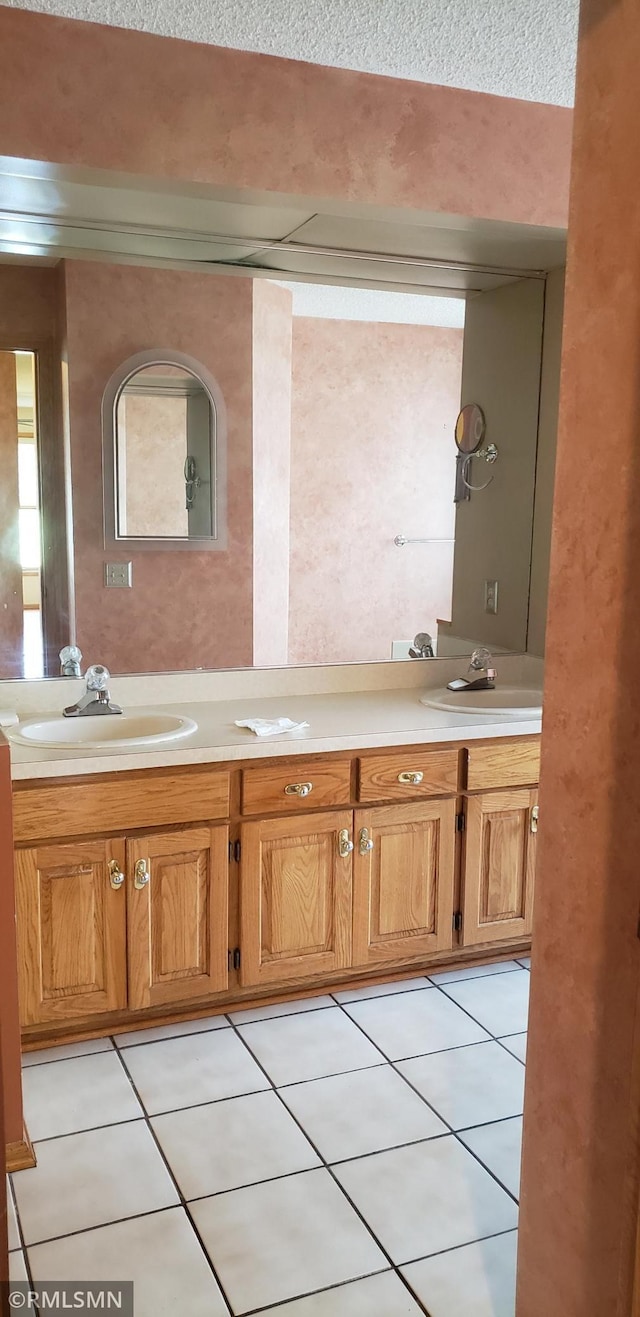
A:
109;360;218;544
454;402;486;454
0;256;563;679
0;349;43;679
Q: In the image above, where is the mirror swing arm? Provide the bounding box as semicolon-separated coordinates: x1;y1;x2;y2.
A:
453;403;499;501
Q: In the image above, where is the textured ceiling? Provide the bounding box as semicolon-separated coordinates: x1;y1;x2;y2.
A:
277;282;466;326
1;0;579;105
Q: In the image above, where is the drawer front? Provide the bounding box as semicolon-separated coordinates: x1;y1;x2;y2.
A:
13;768;230;843
466;739;541;792
358;750;460;802
242;761;352;815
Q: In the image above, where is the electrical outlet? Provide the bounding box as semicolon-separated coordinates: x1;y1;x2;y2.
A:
484;579;499;614
105;562;132;588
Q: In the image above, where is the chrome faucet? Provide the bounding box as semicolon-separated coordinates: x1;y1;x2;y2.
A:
63;664;122;717
409;632;435;659
59;644;83;677
446;647;497;693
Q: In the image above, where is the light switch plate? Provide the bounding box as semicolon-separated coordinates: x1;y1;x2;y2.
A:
484;579;499;614
105;562;132;588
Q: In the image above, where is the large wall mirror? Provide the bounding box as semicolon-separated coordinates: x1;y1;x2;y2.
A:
0;248;563;679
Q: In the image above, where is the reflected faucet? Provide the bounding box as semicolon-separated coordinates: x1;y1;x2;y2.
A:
63;664;122;717
59;645;83;677
446;647;497;692
409;632;435;658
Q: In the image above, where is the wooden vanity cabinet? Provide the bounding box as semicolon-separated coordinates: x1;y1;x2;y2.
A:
13;766;231;1028
12;737;540;1042
15;838;128;1026
239;796;458;987
239;811;353;988
15;825;230;1027
461;789;538;945
126;826;229;1011
352;800;457;967
459;737;540;949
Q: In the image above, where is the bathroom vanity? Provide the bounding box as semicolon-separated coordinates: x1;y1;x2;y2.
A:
7;693;540;1049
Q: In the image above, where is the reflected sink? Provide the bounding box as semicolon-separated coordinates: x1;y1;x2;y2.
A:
7;711;198;750
421;687;543;719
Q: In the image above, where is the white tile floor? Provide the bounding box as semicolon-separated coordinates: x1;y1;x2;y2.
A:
8;958;530;1316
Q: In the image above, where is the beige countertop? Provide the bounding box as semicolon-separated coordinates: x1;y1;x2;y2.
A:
6;686;542;781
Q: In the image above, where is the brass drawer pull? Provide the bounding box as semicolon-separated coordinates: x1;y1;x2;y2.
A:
108;859;125;890
284;782;313;797
134;858;151;889
359;827;374;855
530;805;539;835
338;828;354;858
397;771;424;785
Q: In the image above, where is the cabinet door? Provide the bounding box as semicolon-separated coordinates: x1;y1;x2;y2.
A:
15;839;127;1026
462;789;537;945
240;811;353;987
352;800;456;967
127;826;229;1011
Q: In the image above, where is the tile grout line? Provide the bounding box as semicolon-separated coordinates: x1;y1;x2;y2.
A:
238;1266;393;1317
20;962;527;1066
21;982;525;1208
7;1172;38;1299
431;976;530;1039
19;962;528;1066
20;1203;190;1255
240;1223;522;1317
110;1045;236;1317
21;1039;527;1150
15;964;526;1307
494;1035;527;1066
331;995;522;1206
24;1108;520;1210
224;1015;434;1317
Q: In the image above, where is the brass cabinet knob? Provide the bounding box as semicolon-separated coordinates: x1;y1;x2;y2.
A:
108;859;125;890
284;782;313;797
530;805;539;835
397;770;424;785
359;827;374;855
134;858;151;889
338;828;354;858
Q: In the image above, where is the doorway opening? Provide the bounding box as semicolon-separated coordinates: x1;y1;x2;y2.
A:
12;351;43;678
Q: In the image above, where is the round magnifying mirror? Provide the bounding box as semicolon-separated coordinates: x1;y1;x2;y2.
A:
455;403;486;455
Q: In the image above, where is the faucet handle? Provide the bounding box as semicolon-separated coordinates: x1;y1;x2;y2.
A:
469;647;494;672
59;645;82;677
409;632;434;659
86;664;111;691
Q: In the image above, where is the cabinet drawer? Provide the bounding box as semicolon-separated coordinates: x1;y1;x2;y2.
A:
12;767;230;843
466;739;540;792
358;749;459;802
241;761;352;815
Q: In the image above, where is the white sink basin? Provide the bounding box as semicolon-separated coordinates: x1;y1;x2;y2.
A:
7;711;198;750
421;687;543;719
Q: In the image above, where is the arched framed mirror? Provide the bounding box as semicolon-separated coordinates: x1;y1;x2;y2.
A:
102;349;226;550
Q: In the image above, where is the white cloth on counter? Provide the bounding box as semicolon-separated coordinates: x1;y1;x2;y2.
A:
0;709;18;727
235;717;310;737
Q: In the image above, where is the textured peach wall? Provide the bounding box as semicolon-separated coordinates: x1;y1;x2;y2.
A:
252;282;292;667
62;261;255;673
0;266;58;341
517;2;640;1313
0;8;571;228
288;319;462;664
0;353;23;679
